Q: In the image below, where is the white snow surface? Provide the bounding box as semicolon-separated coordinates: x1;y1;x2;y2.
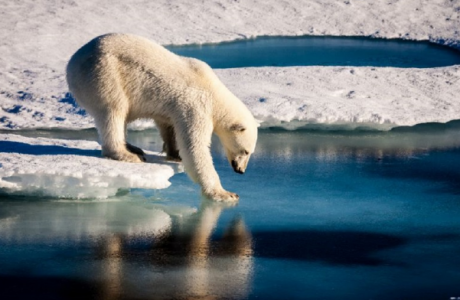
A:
219;66;460;129
1;0;459;130
0;134;179;199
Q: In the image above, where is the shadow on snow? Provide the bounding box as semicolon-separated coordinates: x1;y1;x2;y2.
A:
0;140;100;157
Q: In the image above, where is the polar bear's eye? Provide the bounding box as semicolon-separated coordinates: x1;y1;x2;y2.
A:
230;123;246;132
243;150;249;155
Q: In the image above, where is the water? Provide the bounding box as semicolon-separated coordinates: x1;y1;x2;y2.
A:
1;126;460;299
166;36;460;68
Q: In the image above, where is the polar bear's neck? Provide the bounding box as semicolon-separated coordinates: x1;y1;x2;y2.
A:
211;82;253;136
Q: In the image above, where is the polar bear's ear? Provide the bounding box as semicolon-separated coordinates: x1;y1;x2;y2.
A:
230;123;246;132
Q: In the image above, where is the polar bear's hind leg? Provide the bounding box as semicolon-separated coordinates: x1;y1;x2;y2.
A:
95;112;144;163
156;121;181;161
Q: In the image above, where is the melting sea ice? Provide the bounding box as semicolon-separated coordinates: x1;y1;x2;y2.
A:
1;125;460;299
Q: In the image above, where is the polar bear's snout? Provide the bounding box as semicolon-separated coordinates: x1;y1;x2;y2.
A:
231;155;250;174
231;160;244;174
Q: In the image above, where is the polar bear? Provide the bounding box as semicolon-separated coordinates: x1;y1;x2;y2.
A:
66;33;258;201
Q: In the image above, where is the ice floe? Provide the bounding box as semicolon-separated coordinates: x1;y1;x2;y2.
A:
0;134;180;199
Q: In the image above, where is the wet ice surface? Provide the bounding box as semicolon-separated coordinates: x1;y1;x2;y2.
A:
1;127;460;299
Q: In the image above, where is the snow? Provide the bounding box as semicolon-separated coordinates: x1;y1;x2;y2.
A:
219;66;460;129
1;0;459;130
0;134;180;199
2;65;460;131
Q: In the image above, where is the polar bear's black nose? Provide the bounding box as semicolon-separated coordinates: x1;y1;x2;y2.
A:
231;160;245;174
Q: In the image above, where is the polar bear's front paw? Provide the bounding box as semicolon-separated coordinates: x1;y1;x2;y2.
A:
204;189;239;202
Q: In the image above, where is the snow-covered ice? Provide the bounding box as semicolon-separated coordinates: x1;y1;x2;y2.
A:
1;0;459;130
220;66;460;129
3;65;460;131
0;134;179;199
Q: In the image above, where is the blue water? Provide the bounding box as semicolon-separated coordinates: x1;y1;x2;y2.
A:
166;36;460;68
1;126;460;299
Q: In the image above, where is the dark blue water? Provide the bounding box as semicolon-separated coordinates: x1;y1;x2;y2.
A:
1;126;460;299
166;36;460;68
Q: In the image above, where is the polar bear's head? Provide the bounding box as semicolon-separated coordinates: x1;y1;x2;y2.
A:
219;121;258;174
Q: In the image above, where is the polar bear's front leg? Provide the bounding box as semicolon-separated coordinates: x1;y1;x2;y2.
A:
173;119;239;202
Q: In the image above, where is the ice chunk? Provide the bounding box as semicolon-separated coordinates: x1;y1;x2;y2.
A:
0;134;180;199
127;119;156;131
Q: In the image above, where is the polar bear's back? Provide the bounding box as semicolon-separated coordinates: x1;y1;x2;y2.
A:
66;33;216;121
67;33;185;90
68;33;182;74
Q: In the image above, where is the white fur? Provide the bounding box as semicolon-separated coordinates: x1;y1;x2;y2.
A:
66;33;258;201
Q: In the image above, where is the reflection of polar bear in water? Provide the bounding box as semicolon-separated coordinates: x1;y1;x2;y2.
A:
66;34;258;201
